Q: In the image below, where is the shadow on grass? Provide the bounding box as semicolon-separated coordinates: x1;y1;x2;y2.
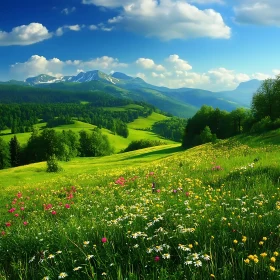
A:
123;145;183;161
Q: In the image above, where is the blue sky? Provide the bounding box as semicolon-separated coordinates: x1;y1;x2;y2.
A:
1;0;280;91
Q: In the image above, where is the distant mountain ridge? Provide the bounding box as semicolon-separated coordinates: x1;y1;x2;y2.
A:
0;71;263;118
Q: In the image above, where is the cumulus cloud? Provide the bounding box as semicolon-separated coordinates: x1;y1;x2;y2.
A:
234;0;280;26
166;54;192;71
136;58;165;71
61;7;76;15
0;23;52;46
10;55;127;80
82;0;230;40
189;0;224;4
10;55;64;79
56;25;84;36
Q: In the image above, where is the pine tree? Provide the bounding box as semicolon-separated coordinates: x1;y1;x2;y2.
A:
9;135;21;167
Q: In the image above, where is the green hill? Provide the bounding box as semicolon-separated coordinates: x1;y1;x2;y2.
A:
0;129;280;279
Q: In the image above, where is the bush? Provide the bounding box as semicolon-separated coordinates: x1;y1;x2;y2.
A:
46;154;63;173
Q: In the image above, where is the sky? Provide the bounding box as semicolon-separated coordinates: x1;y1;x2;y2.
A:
0;0;280;91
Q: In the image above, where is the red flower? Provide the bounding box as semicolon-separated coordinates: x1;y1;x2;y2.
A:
14;213;19;217
1;231;5;236
65;204;70;209
8;208;16;213
154;256;160;262
23;221;28;226
101;237;107;243
51;210;57;215
5;222;11;227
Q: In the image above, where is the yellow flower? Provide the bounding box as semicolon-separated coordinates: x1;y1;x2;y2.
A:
254;258;259;263
233;240;238;244
188;244;193;249
210;274;215;278
269;266;276;272
242;236;247;242
260;252;267;258
270;257;276;263
262;237;267;241
248;255;255;260
259;241;264;246
244;259;250;264
273;252;279;256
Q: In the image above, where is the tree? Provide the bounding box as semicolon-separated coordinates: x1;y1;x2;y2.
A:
9;135;21;167
46;154;62;172
200;126;216;144
0;138;10;169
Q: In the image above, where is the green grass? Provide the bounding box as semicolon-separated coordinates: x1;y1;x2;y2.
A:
128;112;168;130
1;132;280;279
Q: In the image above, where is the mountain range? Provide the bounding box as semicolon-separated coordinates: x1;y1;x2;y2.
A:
0;70;262;118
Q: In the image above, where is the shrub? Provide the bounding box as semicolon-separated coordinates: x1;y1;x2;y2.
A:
46;154;63;173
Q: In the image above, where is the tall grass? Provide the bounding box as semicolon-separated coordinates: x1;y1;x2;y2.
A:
0;139;279;279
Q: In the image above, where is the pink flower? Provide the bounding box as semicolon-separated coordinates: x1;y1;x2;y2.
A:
14;213;19;217
23;221;28;226
51;210;57;215
1;231;6;236
154;256;160;262
186;192;190;196
17;192;22;198
156;189;160;193
5;222;11;227
101;237;107;243
20;207;25;211
65;204;70;209
8;208;16;213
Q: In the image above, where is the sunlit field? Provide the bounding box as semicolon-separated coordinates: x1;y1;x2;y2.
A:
1;135;280;279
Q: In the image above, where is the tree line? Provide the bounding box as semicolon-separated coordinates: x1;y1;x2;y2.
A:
182;76;280;148
0;128;113;169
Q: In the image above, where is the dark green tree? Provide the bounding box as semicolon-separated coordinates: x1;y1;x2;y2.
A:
0;138;10;169
9;135;21;167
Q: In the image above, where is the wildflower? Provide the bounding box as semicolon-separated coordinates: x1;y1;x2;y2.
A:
244;259;250;264
1;231;6;236
23;221;28;226
154;245;163;252
273;252;279;256
203;254;210;261
146;248;153;253
184;260;192;265
186;192;190;196
65;204;70;209
5;222;11;227
86;255;94;260
47;254;55;259
254;258;259;263
162;253;170;259
260;252;267;258
102;272;107;276
58;272;68;278
270;257;276;263
233;240;238;244
248;255;255;260
42;277;49;280
101;237;107;243
210;274;215;278
259;241;264;245
14;214;19;217
29;256;35;263
83;241;90;246
51;210;57;215
242;236;247;242
56;251;62;254
194;260;202;267
8;208;16;213
188;244;193;249
133;244;139;248
154;256;160;262
269;266;276;272
73;266;82;271
20;207;25;211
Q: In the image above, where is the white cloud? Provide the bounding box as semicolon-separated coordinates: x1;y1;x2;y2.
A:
61;7;76;15
251;72;271;80
136;58;165;71
10;55;64;79
136;72;146;79
10;55;128;80
82;0;230;40
272;69;280;76
56;25;83;36
89;25;98;30
189;0;224;4
234;0;280;26
0;23;52;46
167;54;192;71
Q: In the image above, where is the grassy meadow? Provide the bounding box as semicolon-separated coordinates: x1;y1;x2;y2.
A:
0;130;280;279
0;112;176;153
